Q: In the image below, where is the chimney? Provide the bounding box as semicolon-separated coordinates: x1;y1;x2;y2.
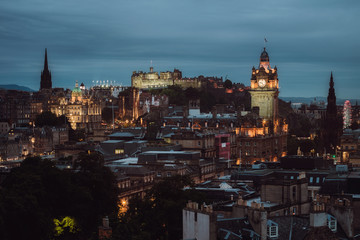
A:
309;203;327;227
103;216;109;228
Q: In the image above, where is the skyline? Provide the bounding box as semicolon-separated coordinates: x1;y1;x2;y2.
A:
0;0;359;98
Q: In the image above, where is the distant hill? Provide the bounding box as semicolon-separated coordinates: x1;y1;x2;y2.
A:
280;97;360;106
0;84;35;92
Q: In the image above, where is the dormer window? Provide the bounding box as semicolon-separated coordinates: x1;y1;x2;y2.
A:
327;214;337;232
267;220;278;238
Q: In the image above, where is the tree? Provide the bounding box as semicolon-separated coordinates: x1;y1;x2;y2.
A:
0;154;118;240
35;111;66;127
184;87;200;100
224;79;232;89
299;139;315;156
113;175;206;240
287;136;299;155
162;85;186;106
72;152;119;236
68;128;86;142
287;113;313;137
102;107;113;124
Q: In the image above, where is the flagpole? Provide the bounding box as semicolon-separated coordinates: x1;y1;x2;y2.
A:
264;37;268;49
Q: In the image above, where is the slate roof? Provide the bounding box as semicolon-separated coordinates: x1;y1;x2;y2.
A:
217;217;258;240
270;216;310;240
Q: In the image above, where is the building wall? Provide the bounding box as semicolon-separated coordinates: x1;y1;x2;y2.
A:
183;209;216;240
132;68;201;89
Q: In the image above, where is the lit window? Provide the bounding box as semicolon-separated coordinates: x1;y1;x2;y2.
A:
316;177;319;183
115;149;124;154
310;177;313;183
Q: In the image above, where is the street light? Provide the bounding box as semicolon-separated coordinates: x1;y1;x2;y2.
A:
110;99;114;130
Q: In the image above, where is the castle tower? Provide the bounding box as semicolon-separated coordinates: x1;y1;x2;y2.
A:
249;48;279;120
40;48;52;90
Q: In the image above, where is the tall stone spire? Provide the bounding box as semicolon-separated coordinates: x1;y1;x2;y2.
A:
322;72;342;154
40;48;52;90
44;48;48;70
326;72;337;116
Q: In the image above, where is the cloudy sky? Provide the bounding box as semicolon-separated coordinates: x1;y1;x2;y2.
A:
0;0;359;98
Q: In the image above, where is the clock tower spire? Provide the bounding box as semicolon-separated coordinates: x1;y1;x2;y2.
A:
249;47;279;120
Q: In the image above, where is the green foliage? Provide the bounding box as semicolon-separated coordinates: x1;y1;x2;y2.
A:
184;87;200;100
113;175;206;240
299;139;315;155
287;113;313;137
68;128;85;142
35;111;66;127
53;216;80;238
200;91;217;112
287;136;299;155
0;154;118;240
162;85;186;105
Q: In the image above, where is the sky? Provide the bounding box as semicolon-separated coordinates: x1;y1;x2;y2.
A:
0;0;359;99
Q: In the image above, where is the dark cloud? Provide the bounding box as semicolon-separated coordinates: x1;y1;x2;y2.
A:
0;0;359;98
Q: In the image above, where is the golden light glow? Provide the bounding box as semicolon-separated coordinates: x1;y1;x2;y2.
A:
118;198;128;216
53;216;79;237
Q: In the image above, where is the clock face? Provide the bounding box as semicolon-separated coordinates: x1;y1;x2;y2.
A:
258;79;266;88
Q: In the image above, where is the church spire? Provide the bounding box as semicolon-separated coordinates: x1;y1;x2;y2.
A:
40;48;52;90
44;48;48;70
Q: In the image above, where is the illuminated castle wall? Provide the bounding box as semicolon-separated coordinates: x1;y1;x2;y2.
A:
131;67;202;89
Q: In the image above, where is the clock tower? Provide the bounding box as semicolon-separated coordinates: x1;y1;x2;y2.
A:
249;48;279;120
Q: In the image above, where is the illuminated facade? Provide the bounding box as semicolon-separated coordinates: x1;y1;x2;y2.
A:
237;48;287;163
131;67;202;89
249;48;279;120
118;87;140;121
50;81;102;131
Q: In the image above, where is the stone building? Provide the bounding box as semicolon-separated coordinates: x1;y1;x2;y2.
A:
339;128;360;163
249;48;279;121
0;89;31;126
118;87;140;121
131;67;202;89
50;81;102;131
170;131;216;159
34;126;69;155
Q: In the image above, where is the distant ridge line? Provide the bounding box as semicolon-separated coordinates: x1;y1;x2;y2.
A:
0;84;35;92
